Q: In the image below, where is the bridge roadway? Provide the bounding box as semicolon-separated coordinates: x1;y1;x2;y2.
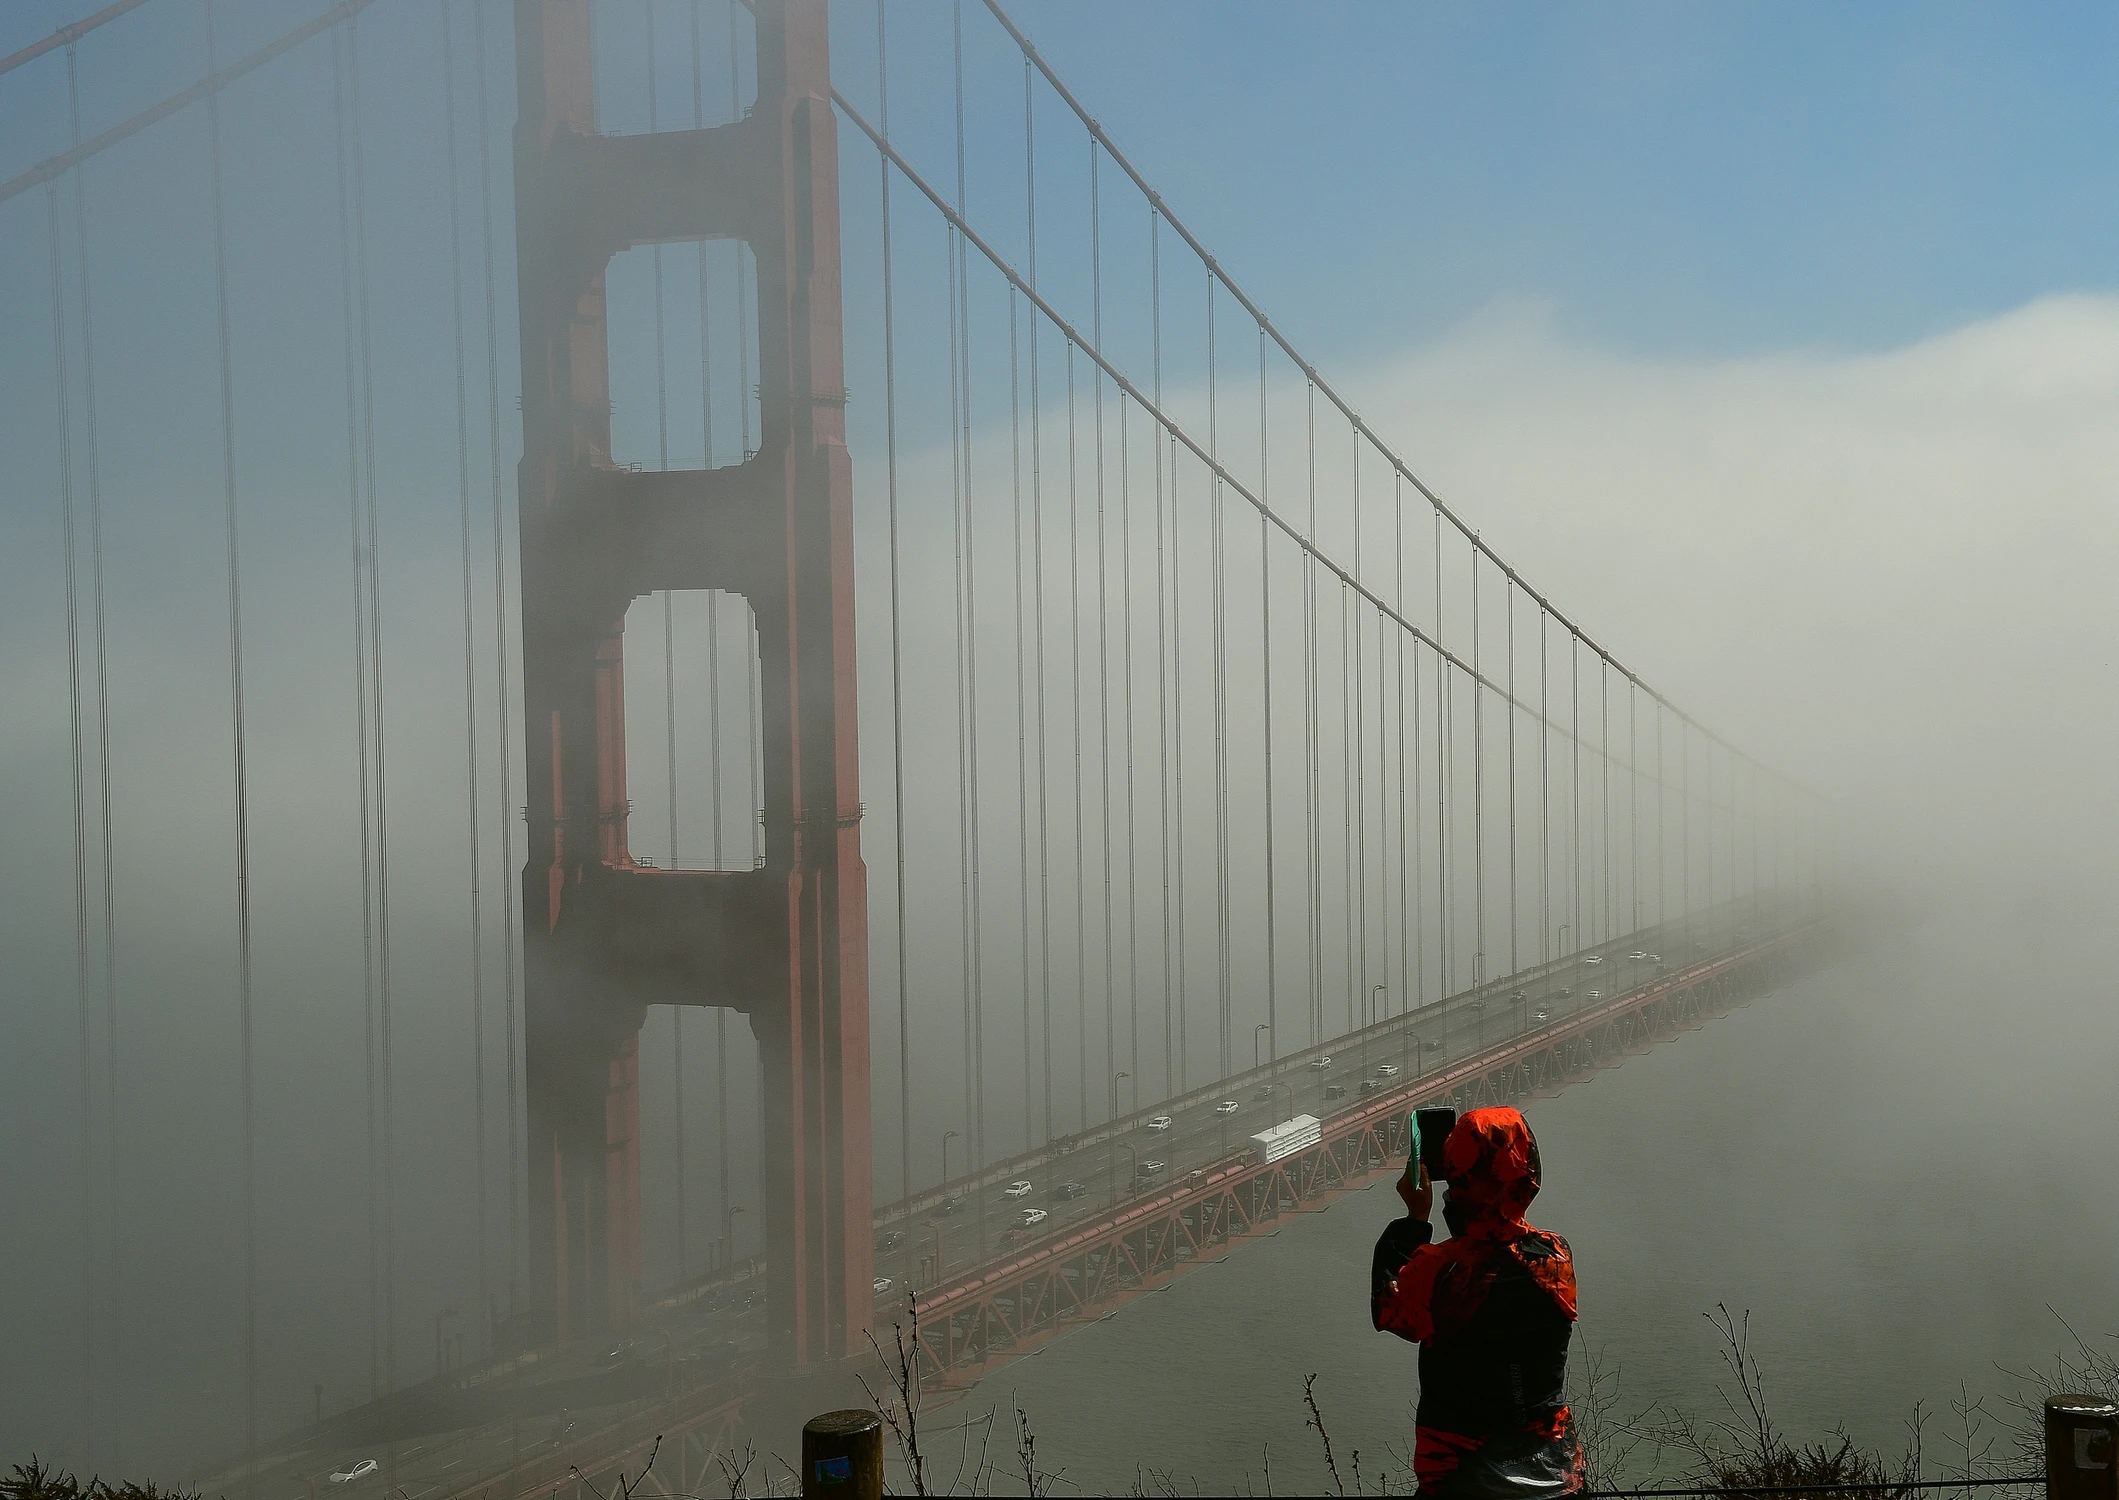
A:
200;900;1801;1500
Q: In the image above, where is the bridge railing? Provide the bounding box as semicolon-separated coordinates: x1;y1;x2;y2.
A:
879;893;1803;1229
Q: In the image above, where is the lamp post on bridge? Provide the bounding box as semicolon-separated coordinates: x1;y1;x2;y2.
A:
723;1204;746;1276
940;1129;960;1190
1366;985;1384;1082
1110;1073;1130;1121
1111;1141;1137;1208
924;1220;943;1291
434;1307;458;1381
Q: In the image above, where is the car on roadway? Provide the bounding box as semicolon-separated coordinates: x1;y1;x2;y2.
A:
1374;1063;1400;1077
1309;1055;1333;1070
1628;950;1648;961
873;1277;893;1295
1323;1084;1348;1100
1215;1099;1240;1115
1139;1159;1166;1176
1534;1007;1552;1022
1018;1208;1048;1227
1585;989;1602;1001
878;1229;907;1253
1468;998;1486;1013
1002;1180;1034;1199
1360;1080;1386;1095
937;1193;966;1215
1511;990;1527;1003
1647;954;1663;964
1582;954;1603;965
1251;1085;1278;1101
329;1462;379;1486
1052;1180;1086;1201
1554;987;1573;999
1146;1115;1174;1133
1423;1036;1443;1049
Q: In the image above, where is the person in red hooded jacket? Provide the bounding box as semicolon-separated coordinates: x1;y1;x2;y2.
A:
1372;1106;1583;1497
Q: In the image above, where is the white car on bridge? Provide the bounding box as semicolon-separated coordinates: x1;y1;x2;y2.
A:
1146;1115;1174;1132
329;1462;378;1486
1309;1055;1332;1069
1003;1180;1034;1198
1215;1099;1240;1114
1018;1208;1048;1227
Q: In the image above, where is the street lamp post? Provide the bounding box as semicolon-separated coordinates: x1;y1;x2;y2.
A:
1111;1141;1137;1207
723;1204;747;1274
434;1308;458;1380
941;1129;961;1189
1110;1072;1130;1120
1253;1023;1269;1073
924;1220;943;1289
1557;923;1571;958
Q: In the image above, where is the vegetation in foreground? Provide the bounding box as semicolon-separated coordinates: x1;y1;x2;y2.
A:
10;1300;2111;1498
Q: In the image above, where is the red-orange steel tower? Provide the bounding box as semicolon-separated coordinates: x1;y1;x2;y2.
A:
510;0;872;1367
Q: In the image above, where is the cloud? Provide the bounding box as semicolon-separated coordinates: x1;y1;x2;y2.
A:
1331;294;2119;898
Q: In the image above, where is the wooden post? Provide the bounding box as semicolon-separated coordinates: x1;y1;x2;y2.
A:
2049;1395;2119;1500
801;1409;882;1499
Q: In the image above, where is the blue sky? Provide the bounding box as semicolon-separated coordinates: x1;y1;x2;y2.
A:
7;1;2116;369
991;0;2119;359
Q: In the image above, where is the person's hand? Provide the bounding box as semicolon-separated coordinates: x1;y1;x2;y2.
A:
1395;1159;1431;1220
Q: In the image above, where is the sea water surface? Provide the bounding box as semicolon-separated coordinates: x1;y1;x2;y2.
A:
928;902;2119;1495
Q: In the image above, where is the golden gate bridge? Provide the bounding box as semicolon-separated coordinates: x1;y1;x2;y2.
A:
0;0;1831;1490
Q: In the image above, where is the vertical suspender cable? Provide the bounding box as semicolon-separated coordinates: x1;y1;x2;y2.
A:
327;22;381;1396
1151;211;1174;1093
874;0;912;1210
1339;550;1354;1030
1506;579;1517;974
1258;330;1275;1063
958;41;990;1183
1350;434;1366;1032
1395;479;1412;1014
1471;546;1484;989
46;171;96;1469
1208;276;1230;1079
1091;150;1116;1118
347;11;398;1393
1601;660;1611;944
64;47;123;1450
1539;610;1549;964
1165;235;1189;1091
1404;484;1421;1013
442;1;492;1341
1120;396;1139;1085
1152;207;1169;1093
949;200;973;1166
1629;681;1639;937
470;0;522;1321
1303;380;1320;1047
1008;281;1032;1154
1067;343;1086;1127
202;0;259;1469
1569;635;1580;957
1024;60;1055;1139
1433;512;1448;998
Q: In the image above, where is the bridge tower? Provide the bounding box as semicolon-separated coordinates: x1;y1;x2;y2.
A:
510;0;872;1365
